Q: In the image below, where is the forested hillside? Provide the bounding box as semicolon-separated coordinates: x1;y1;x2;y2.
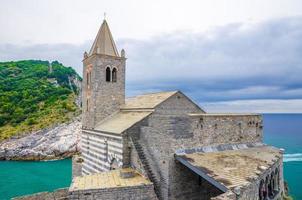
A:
0;60;81;140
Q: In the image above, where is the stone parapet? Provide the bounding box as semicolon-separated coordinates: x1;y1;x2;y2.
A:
69;184;157;200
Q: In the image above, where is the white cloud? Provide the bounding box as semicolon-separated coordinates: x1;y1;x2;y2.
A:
0;0;302;44
203;99;302;113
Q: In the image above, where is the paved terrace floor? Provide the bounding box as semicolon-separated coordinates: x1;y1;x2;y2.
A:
70;168;151;191
176;145;282;190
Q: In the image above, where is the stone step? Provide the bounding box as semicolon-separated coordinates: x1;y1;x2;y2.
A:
132;138;163;200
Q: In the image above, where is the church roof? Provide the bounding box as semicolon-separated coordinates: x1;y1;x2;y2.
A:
122;91;178;110
175;144;282;192
95;111;152;134
89;20;119;57
94;91;181;134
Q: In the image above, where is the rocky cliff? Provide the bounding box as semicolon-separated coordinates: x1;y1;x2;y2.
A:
0;116;81;161
0;60;82;160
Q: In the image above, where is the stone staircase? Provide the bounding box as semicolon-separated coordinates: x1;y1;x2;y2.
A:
132;138;164;200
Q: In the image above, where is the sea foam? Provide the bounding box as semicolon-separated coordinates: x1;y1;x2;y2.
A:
283;153;302;162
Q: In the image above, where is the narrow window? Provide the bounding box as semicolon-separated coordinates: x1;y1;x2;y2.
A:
89;72;92;85
105;140;108;159
106;67;111;82
112;68;117;82
86;72;89;85
86;99;89;112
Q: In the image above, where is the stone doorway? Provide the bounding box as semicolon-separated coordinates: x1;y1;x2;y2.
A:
110;158;119;170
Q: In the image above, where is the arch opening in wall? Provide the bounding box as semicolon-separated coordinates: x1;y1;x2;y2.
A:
112;68;117;82
275;168;280;191
110;158;119;170
106;67;111;82
268;174;273;198
259;179;265;200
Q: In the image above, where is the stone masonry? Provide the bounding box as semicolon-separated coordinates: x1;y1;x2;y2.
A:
69;184;157;200
74;19;285;200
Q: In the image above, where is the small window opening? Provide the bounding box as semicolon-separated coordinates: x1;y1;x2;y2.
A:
105;140;108;159
112;68;117;82
89;72;92;85
106;67;111;82
86;99;89;112
86;72;89;85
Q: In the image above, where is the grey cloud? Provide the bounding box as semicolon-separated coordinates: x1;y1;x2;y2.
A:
119;16;302;103
1;16;302;112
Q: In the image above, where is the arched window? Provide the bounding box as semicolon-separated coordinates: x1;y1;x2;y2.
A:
106;67;111;82
112;68;117;82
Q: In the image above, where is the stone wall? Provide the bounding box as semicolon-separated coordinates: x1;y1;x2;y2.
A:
12;188;68;200
72;155;83;178
169;160;223;200
211;191;236;200
190;114;263;146
81;130;123;175
127;92;265;199
82;54;126;129
129;138;148;177
236;157;284;200
68;184;158;200
130;92;203;199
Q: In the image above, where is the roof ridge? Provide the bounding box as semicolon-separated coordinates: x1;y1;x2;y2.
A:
126;90;178;99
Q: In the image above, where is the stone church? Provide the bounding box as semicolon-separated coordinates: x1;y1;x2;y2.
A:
69;20;285;200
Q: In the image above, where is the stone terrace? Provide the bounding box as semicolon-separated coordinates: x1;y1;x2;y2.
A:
70;168;151;191
69;168;157;200
175;144;282;190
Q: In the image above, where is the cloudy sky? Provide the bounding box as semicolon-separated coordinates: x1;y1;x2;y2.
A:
1;0;302;113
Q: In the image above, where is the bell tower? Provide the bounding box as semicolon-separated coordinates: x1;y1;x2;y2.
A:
82;19;126;129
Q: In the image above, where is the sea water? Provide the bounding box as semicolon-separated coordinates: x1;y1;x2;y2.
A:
0;114;301;200
263;114;302;200
0;159;71;200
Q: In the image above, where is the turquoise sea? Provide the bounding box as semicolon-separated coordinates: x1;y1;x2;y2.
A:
0;114;301;200
0;159;71;200
263;114;302;200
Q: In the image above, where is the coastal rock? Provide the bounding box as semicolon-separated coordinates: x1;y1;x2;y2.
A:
0;117;82;161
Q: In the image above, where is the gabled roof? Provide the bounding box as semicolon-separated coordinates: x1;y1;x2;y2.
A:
89;20;119;57
121;91;178;110
95;111;152;134
95;90;203;134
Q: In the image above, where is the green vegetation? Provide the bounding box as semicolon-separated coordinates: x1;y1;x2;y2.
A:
283;195;294;200
0;60;81;140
